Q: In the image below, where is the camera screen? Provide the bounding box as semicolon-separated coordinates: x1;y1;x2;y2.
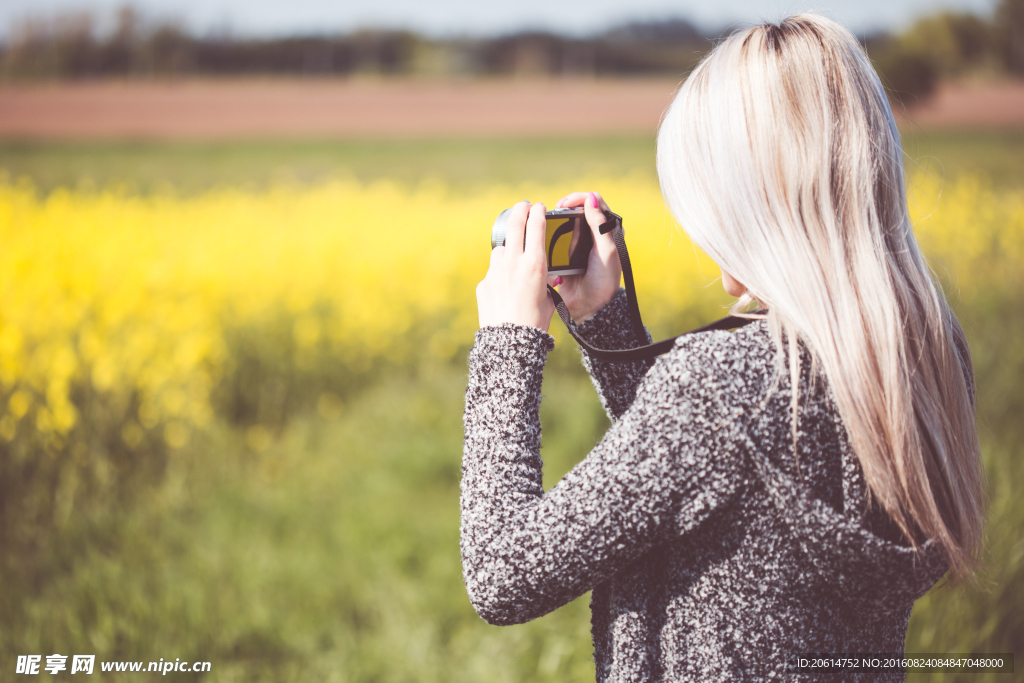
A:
545;215;592;275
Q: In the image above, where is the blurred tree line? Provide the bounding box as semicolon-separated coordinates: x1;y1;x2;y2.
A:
865;0;1024;99
0;1;1022;99
0;8;711;80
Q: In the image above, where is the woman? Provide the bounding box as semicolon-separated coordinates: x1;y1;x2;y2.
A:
462;13;985;681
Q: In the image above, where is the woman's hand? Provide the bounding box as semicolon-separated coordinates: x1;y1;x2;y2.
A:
553;192;621;323
476;201;556;332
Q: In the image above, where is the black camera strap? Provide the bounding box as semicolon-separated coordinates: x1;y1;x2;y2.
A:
546;211;765;363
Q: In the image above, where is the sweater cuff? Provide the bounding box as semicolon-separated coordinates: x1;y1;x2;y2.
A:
574;288;649;351
468;324;554;425
472;324;555;362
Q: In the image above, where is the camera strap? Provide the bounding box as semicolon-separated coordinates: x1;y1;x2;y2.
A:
547;211;765;363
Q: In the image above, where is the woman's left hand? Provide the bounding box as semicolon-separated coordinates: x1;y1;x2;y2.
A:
476;201;556;332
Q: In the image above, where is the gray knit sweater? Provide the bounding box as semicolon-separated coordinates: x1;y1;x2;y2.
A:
460;290;949;681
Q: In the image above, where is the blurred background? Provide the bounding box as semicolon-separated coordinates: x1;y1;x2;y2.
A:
0;0;1021;680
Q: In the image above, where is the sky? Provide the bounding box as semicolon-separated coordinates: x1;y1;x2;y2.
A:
0;0;1003;39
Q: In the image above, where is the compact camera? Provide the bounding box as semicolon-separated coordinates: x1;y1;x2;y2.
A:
491;206;594;276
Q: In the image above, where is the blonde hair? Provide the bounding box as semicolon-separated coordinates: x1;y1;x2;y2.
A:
657;14;985;580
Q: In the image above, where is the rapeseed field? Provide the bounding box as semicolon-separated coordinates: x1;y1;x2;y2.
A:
1;166;1021;681
1;171;1019;454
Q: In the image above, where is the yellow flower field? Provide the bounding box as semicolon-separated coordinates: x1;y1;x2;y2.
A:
0;172;1021;454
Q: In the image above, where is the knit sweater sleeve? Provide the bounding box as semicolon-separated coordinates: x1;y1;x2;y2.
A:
460;323;747;626
574;288;654;421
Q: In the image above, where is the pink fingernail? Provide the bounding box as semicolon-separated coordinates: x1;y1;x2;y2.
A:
588;192;597;208
553;277;563;286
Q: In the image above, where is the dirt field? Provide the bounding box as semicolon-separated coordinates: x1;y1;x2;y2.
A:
0;79;680;140
892;80;1024;131
0;78;1021;140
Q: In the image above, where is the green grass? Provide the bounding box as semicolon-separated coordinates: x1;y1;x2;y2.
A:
2;130;1023;195
901;131;1024;190
4;361;609;682
0;137;659;196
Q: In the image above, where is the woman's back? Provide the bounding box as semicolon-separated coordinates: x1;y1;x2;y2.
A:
461;291;949;681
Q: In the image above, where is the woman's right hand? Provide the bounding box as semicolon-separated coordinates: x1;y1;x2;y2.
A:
553;192;622;323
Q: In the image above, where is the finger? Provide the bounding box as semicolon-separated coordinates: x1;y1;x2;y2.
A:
489;244;504;270
541;287;556;326
559;191;612;211
525;202;547;261
558;192;591;208
583;192;613;244
503;200;530;258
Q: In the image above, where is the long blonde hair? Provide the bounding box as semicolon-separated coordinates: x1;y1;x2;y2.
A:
656;14;985;580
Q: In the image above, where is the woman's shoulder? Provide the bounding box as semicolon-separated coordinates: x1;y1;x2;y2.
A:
617;319;781;436
647;317;775;392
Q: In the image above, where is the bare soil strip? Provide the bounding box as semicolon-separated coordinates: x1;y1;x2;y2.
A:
0;79;680;140
0;78;1021;140
892;80;1024;131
